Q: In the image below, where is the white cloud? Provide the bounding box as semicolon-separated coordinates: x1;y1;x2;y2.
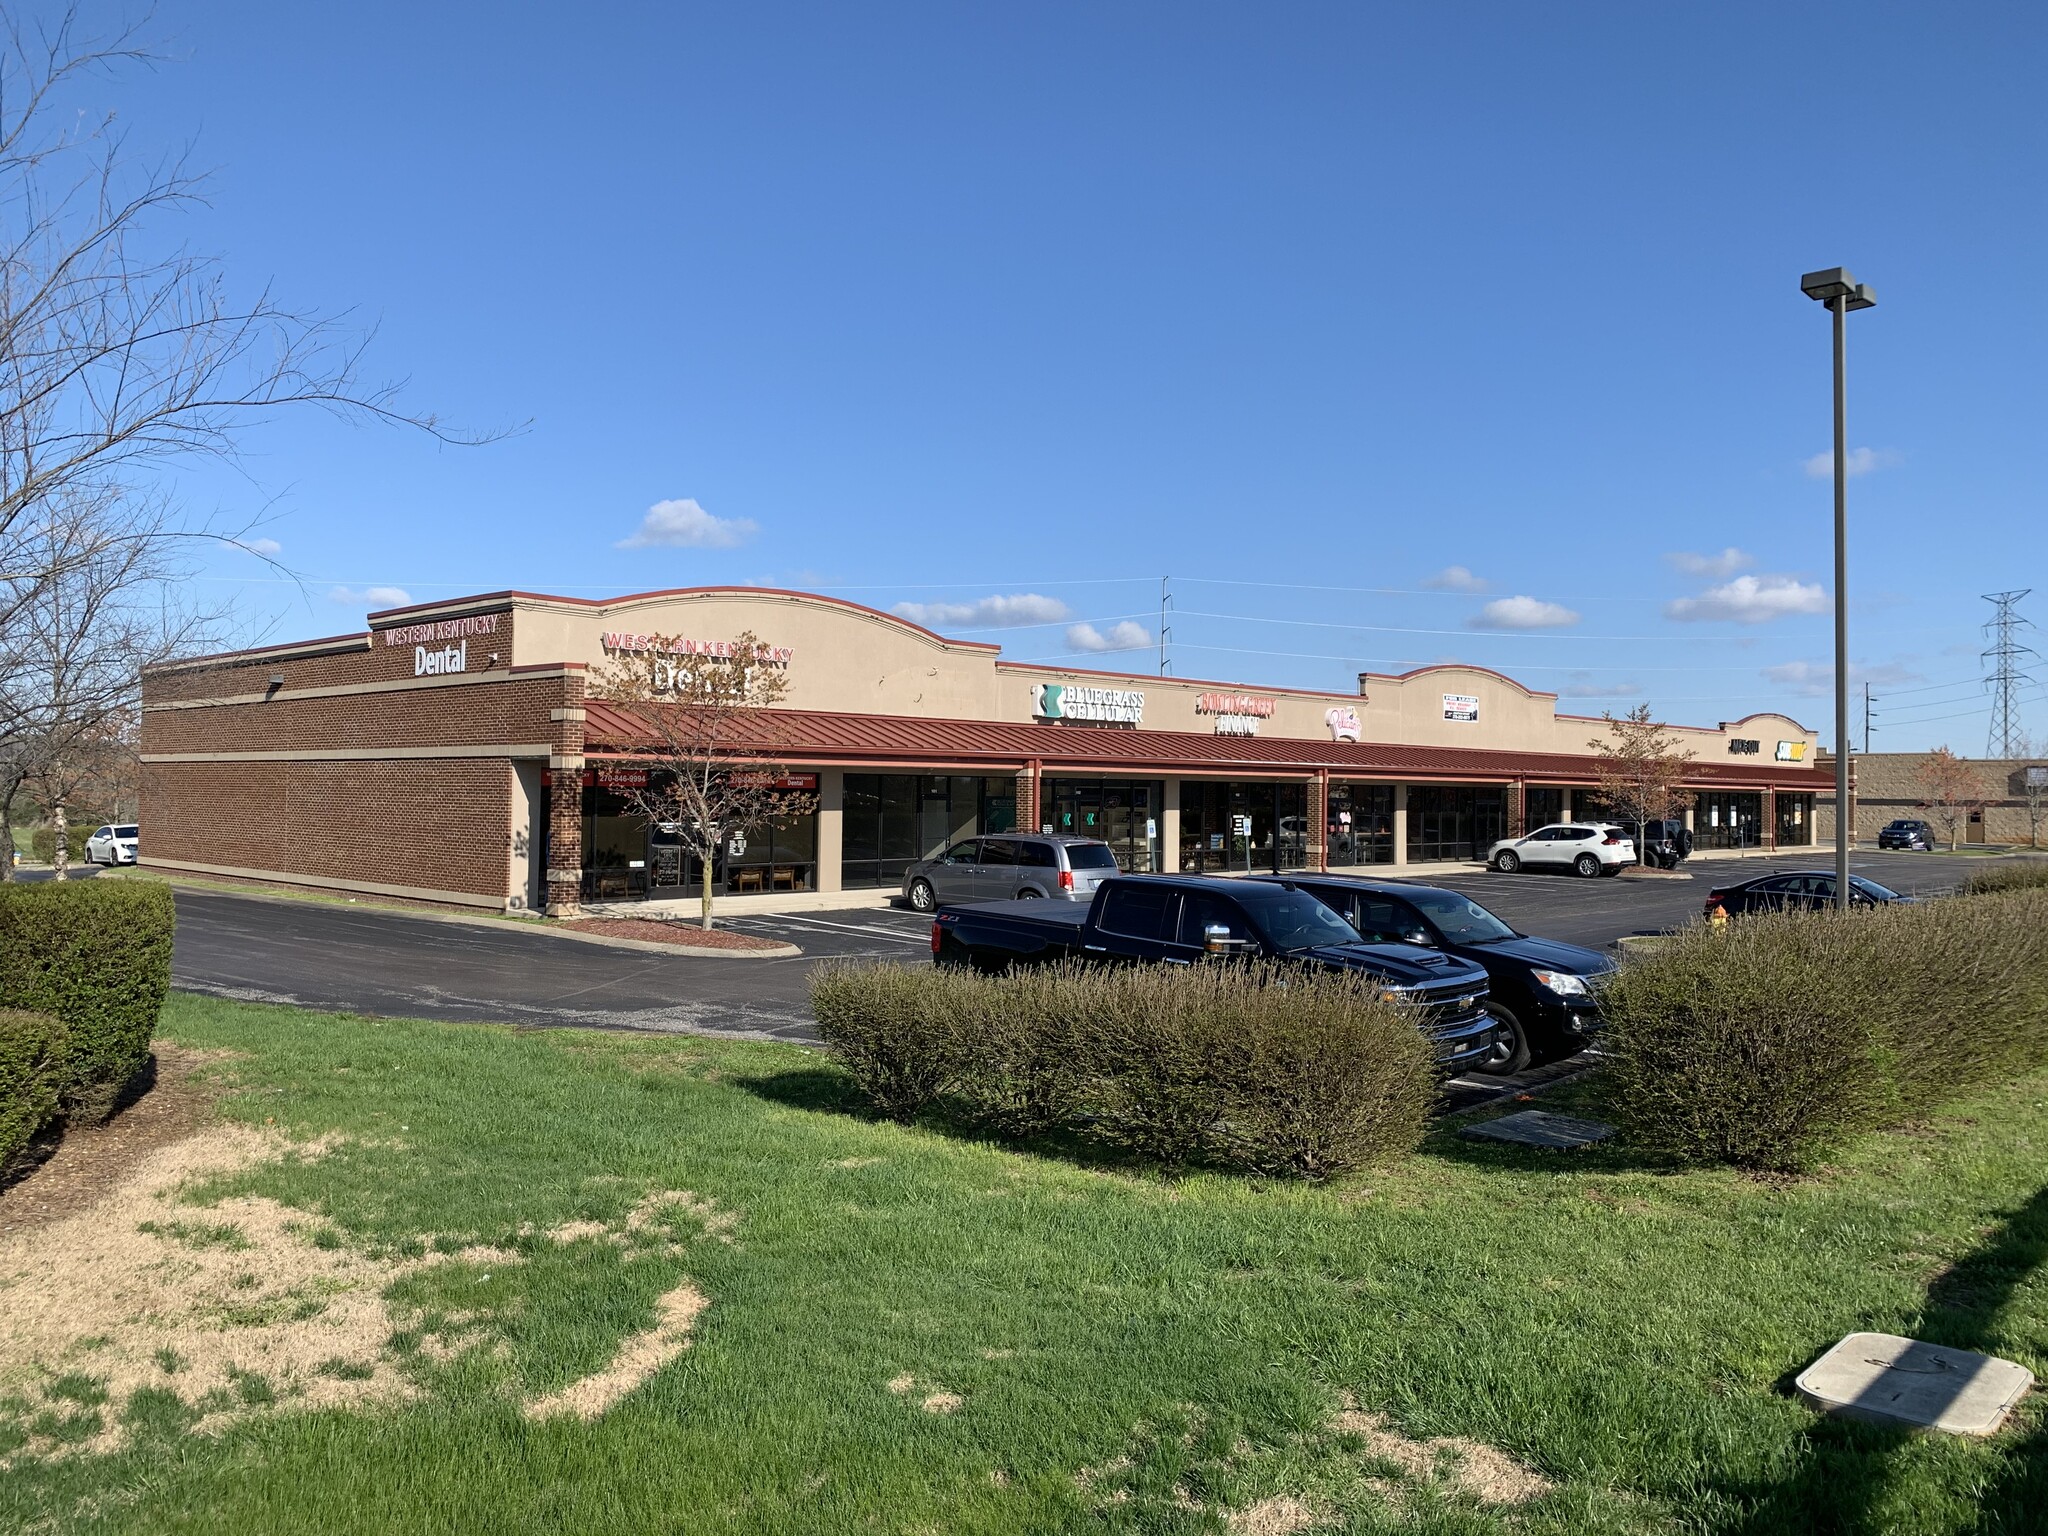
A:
1763;659;1922;698
1665;574;1828;624
891;593;1071;629
1557;674;1645;699
1664;547;1753;579
1469;596;1580;630
220;535;284;558
1065;620;1152;653
1802;446;1900;479
1422;565;1490;593
328;585;412;609
616;497;757;549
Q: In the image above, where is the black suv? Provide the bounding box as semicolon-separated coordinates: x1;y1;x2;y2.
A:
1251;873;1612;1074
1878;819;1935;851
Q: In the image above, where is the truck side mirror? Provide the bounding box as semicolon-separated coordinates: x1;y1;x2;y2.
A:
1203;924;1253;955
1399;927;1431;946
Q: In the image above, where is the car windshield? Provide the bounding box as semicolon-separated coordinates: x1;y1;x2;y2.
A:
1239;887;1365;952
1065;844;1118;870
1400;887;1517;943
115;825;138;838
1849;875;1900;900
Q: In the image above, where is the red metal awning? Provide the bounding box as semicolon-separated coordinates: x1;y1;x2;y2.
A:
579;702;1829;790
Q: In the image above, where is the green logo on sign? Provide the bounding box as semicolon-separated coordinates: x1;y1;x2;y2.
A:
1033;683;1065;719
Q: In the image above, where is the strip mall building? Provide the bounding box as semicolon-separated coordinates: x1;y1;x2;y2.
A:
140;587;1829;914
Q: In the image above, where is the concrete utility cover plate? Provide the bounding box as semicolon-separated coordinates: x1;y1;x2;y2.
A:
1795;1333;2034;1436
1458;1110;1614;1150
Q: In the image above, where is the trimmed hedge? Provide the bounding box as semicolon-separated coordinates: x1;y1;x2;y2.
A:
1963;858;2048;897
0;1009;68;1172
1600;888;2048;1169
0;879;175;1121
30;822;93;867
811;959;1435;1178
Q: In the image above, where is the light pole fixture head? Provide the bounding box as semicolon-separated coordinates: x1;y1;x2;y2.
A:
1801;268;1875;309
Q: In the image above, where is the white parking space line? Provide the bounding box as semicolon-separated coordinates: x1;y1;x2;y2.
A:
726;912;930;944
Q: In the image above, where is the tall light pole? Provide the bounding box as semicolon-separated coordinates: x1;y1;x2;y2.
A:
1799;267;1875;909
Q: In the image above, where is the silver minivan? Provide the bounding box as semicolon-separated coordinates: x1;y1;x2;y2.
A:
903;834;1119;912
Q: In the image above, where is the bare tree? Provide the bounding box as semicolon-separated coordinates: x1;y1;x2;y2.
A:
0;7;499;633
0;484;224;876
1913;745;1983;852
589;631;817;928
1587;704;1696;863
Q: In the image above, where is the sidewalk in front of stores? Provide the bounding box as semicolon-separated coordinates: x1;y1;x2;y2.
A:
584;845;1802;921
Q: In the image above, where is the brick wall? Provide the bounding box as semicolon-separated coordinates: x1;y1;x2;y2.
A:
1816;752;2048;847
142;758;516;902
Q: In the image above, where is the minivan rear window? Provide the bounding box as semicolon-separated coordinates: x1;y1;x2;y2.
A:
1016;841;1058;867
1065;844;1118;870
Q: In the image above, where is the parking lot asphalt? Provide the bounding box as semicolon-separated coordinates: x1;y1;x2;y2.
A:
167;850;1989;1106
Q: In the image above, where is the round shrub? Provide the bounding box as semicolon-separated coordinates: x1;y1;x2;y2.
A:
0;879;175;1120
0;1009;68;1171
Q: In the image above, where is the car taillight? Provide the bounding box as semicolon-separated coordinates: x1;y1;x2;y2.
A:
930;921;942;954
1059;869;1074;890
1603;835;1622;845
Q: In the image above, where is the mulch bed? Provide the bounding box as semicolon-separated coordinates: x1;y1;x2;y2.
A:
0;1043;224;1239
559;918;793;952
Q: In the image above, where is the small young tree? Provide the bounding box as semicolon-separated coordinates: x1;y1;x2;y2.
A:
588;631;817;928
1914;746;1984;851
1586;705;1696;863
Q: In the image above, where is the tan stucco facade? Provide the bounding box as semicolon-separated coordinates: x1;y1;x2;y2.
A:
391;586;1818;763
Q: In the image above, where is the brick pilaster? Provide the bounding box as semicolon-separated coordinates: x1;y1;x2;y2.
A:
1309;772;1329;871
545;670;587;917
1762;786;1777;852
1507;780;1526;838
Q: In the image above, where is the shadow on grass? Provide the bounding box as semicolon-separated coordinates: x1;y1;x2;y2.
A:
729;1065;1213;1180
0;1051;160;1196
1709;1181;2048;1534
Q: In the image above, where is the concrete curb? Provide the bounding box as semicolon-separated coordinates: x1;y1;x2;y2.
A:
114;872;805;961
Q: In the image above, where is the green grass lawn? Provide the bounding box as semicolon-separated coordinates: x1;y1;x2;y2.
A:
3;994;2045;1534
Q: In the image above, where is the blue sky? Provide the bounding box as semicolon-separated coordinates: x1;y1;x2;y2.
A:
97;1;2048;750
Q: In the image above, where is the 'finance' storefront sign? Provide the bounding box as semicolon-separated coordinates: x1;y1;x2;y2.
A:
1033;683;1144;725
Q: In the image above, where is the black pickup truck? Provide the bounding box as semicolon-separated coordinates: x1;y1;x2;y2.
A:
930;874;1504;1073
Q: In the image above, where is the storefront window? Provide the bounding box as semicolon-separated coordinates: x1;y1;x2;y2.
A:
1406;785;1506;863
1523;786;1563;831
582;774;820;899
1178;781;1311;873
841;774;1016;889
1326;783;1395;867
1774;792;1814;847
1694;790;1763;850
1042;779;1165;871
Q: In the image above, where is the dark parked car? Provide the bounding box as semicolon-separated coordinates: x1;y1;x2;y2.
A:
1252;873;1612;1074
1704;870;1911;917
931;874;1503;1073
1878;819;1935;851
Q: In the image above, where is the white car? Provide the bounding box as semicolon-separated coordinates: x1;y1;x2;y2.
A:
1487;823;1634;878
84;824;140;865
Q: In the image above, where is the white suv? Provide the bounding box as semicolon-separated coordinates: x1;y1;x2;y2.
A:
85;824;140;865
1487;823;1634;878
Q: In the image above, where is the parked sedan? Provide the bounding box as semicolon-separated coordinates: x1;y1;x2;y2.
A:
1878;819;1936;851
1486;823;1635;877
1703;870;1911;916
1253;872;1613;1074
903;834;1118;912
84;823;140;865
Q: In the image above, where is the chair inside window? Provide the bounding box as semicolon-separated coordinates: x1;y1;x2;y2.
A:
736;867;765;894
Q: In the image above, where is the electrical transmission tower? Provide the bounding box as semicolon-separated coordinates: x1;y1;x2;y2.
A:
1982;590;2039;757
